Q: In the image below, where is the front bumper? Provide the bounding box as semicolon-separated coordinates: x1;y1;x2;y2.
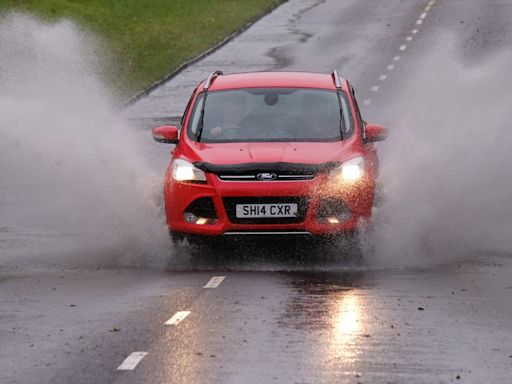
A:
164;172;374;236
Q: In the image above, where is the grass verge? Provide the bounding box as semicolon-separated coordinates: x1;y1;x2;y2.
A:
0;0;282;97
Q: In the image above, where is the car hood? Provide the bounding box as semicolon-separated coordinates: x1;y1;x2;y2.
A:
188;141;352;166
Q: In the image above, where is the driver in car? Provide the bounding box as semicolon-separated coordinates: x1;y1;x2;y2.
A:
301;93;340;139
210;94;247;138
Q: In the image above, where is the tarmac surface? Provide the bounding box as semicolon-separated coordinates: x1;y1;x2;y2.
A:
2;0;512;383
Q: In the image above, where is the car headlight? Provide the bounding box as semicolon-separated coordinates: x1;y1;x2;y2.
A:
329;157;364;181
171;158;207;183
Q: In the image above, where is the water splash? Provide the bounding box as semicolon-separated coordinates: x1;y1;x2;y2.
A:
368;34;512;266
0;13;169;266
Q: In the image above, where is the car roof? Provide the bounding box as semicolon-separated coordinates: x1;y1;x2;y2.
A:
204;71;350;92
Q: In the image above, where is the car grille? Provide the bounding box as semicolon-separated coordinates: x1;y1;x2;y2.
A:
222;196;309;224
218;174;314;182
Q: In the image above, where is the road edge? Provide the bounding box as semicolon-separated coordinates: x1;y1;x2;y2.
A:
122;1;288;108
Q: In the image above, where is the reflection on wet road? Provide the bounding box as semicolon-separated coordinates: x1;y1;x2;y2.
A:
2;0;512;382
332;289;362;363
1;246;511;383
89;253;510;384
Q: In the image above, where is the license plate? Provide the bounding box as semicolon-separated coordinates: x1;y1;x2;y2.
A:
236;203;298;218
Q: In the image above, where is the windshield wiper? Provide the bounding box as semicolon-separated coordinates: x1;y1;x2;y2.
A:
196;70;223;142
332;70;344;140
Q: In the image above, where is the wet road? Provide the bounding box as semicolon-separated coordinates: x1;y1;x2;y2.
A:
2;0;512;383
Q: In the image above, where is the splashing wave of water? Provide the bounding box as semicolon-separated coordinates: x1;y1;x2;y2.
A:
0;13;169;265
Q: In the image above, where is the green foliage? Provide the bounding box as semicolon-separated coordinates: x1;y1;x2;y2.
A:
0;0;282;97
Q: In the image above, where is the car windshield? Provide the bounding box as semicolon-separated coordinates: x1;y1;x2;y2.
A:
188;88;353;143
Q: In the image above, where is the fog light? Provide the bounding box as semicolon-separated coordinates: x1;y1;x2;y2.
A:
184;212;199;223
317;198;352;223
184;212;216;225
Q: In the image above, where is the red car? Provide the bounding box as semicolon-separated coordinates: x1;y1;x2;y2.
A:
152;71;387;245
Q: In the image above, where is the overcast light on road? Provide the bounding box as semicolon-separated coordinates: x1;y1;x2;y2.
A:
1;1;512;383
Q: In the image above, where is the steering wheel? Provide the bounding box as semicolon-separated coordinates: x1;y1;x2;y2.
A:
211;124;241;138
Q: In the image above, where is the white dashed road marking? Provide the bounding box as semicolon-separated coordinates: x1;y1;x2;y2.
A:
366;0;437;108
117;352;148;371
204;276;226;289
165;311;191;326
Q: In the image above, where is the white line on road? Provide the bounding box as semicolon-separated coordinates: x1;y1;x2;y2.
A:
165;311;190;326
204;276;225;289
362;2;430;112
117;352;148;371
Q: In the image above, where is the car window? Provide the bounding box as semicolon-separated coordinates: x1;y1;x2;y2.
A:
188;88;353;143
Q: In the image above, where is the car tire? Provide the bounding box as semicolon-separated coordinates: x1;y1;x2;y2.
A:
327;231;365;264
169;231;223;256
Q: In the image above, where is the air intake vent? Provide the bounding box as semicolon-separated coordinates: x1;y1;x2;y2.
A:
185;197;217;219
317;198;352;221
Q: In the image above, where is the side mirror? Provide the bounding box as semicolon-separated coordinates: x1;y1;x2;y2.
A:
365;123;388;143
152;125;179;144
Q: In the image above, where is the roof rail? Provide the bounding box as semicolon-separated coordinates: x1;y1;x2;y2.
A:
331;70;342;89
204;70;223;90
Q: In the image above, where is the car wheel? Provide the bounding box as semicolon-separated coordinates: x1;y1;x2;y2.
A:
169;231;222;256
328;231;365;264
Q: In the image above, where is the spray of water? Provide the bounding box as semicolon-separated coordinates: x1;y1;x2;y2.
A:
3;14;511;270
0;13;169;265
368;34;512;267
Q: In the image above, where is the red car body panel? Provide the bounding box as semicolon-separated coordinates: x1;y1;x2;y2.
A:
159;72;384;237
